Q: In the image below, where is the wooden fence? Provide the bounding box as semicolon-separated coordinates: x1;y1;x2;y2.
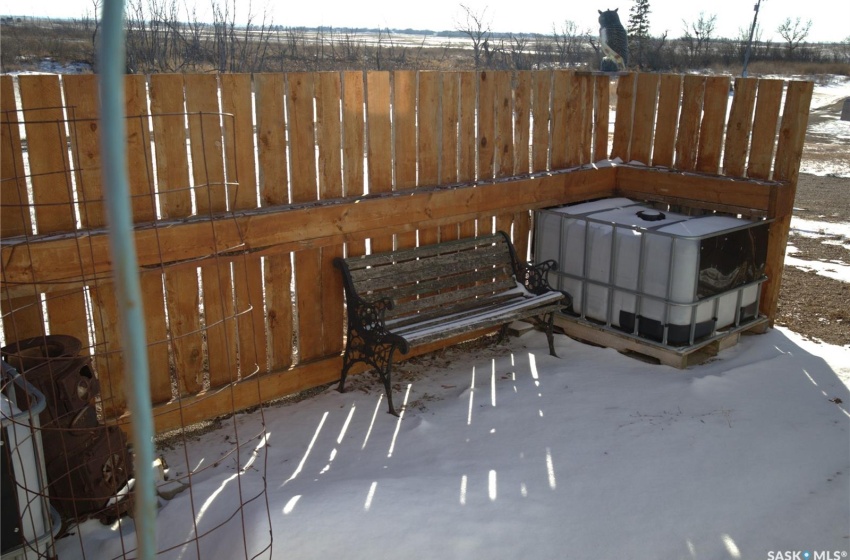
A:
0;70;813;433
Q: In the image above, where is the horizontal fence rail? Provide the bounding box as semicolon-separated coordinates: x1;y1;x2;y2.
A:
0;70;812;433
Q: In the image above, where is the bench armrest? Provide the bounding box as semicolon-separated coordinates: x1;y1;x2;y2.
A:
348;294;393;332
516;260;558;295
346;294;410;352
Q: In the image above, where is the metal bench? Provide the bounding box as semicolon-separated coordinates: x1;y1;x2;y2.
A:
334;231;566;415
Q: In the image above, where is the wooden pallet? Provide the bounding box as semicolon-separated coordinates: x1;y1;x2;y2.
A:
554;314;769;368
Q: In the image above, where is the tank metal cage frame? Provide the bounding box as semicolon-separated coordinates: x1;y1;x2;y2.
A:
535;205;772;349
1;362;62;560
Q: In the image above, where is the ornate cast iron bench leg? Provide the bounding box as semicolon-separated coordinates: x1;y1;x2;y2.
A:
338;333;403;416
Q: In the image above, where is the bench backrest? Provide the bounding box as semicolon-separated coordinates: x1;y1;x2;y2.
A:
338;232;522;323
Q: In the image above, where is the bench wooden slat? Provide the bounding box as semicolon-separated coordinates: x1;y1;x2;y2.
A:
399;299;565;348
388;278;526;320
348;244;509;287
345;233;506;270
387;287;551;332
388;274;517;314
360;263;515;301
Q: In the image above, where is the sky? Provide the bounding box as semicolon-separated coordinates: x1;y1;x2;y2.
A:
5;0;850;43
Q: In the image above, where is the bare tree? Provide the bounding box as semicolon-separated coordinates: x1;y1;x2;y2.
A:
125;0;183;73
87;0;102;68
455;4;491;68
681;12;717;65
552;20;588;68
777;17;812;57
508;33;531;69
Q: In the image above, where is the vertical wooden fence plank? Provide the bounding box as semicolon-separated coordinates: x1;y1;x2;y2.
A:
63;75;104;229
0;76;41;342
564;71;584;167
674;75;705;172
478;71;496;182
141;272;172;405
288;73;324;363
254;73;289;206
295;249;325;363
696;75;731;174
287;73;317;204
317;72;343;201
1;76;31;237
163;265;203;396
149;74;204;395
629;72;659;165
773;81;814;184
221;73;267;375
532;70;551;172
440;72;460;185
48;84;106;384
762;80;814;324
494;71;514;239
514;70;531;176
578;73;593;166
186;74;236;389
419;71;441;246
56;80;110;380
123;75;169;396
747;79;783;180
255;73;292;371
342;71;367;257
458;72;477;183
42;287;87;343
439;72;460;242
124;74;157;224
495;71;514;179
592;74;610;162
723;77;758;177
550;70;568;169
265;253;293;372
477;70;495;237
419;71;441;187
366;71;394;252
18;75;89;358
89;282;126;418
185;74;226;213
149;74;192;217
394;70;417;190
232;256;267;376
610;72;635;162
651;74;681;168
394;70;418;249
316;71;345;358
199;258;236;389
513;70;532;259
458;72;477;238
0;296;44;344
220;73;259;211
18;75;75;233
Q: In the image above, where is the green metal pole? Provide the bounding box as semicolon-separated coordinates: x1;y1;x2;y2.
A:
98;1;156;558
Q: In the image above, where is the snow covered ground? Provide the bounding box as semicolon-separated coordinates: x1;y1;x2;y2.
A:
55;325;850;560
786;219;850;283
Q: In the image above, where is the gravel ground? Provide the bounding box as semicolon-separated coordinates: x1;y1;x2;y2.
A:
775;173;850;346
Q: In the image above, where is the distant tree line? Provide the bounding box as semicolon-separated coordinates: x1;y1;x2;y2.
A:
1;0;848;75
